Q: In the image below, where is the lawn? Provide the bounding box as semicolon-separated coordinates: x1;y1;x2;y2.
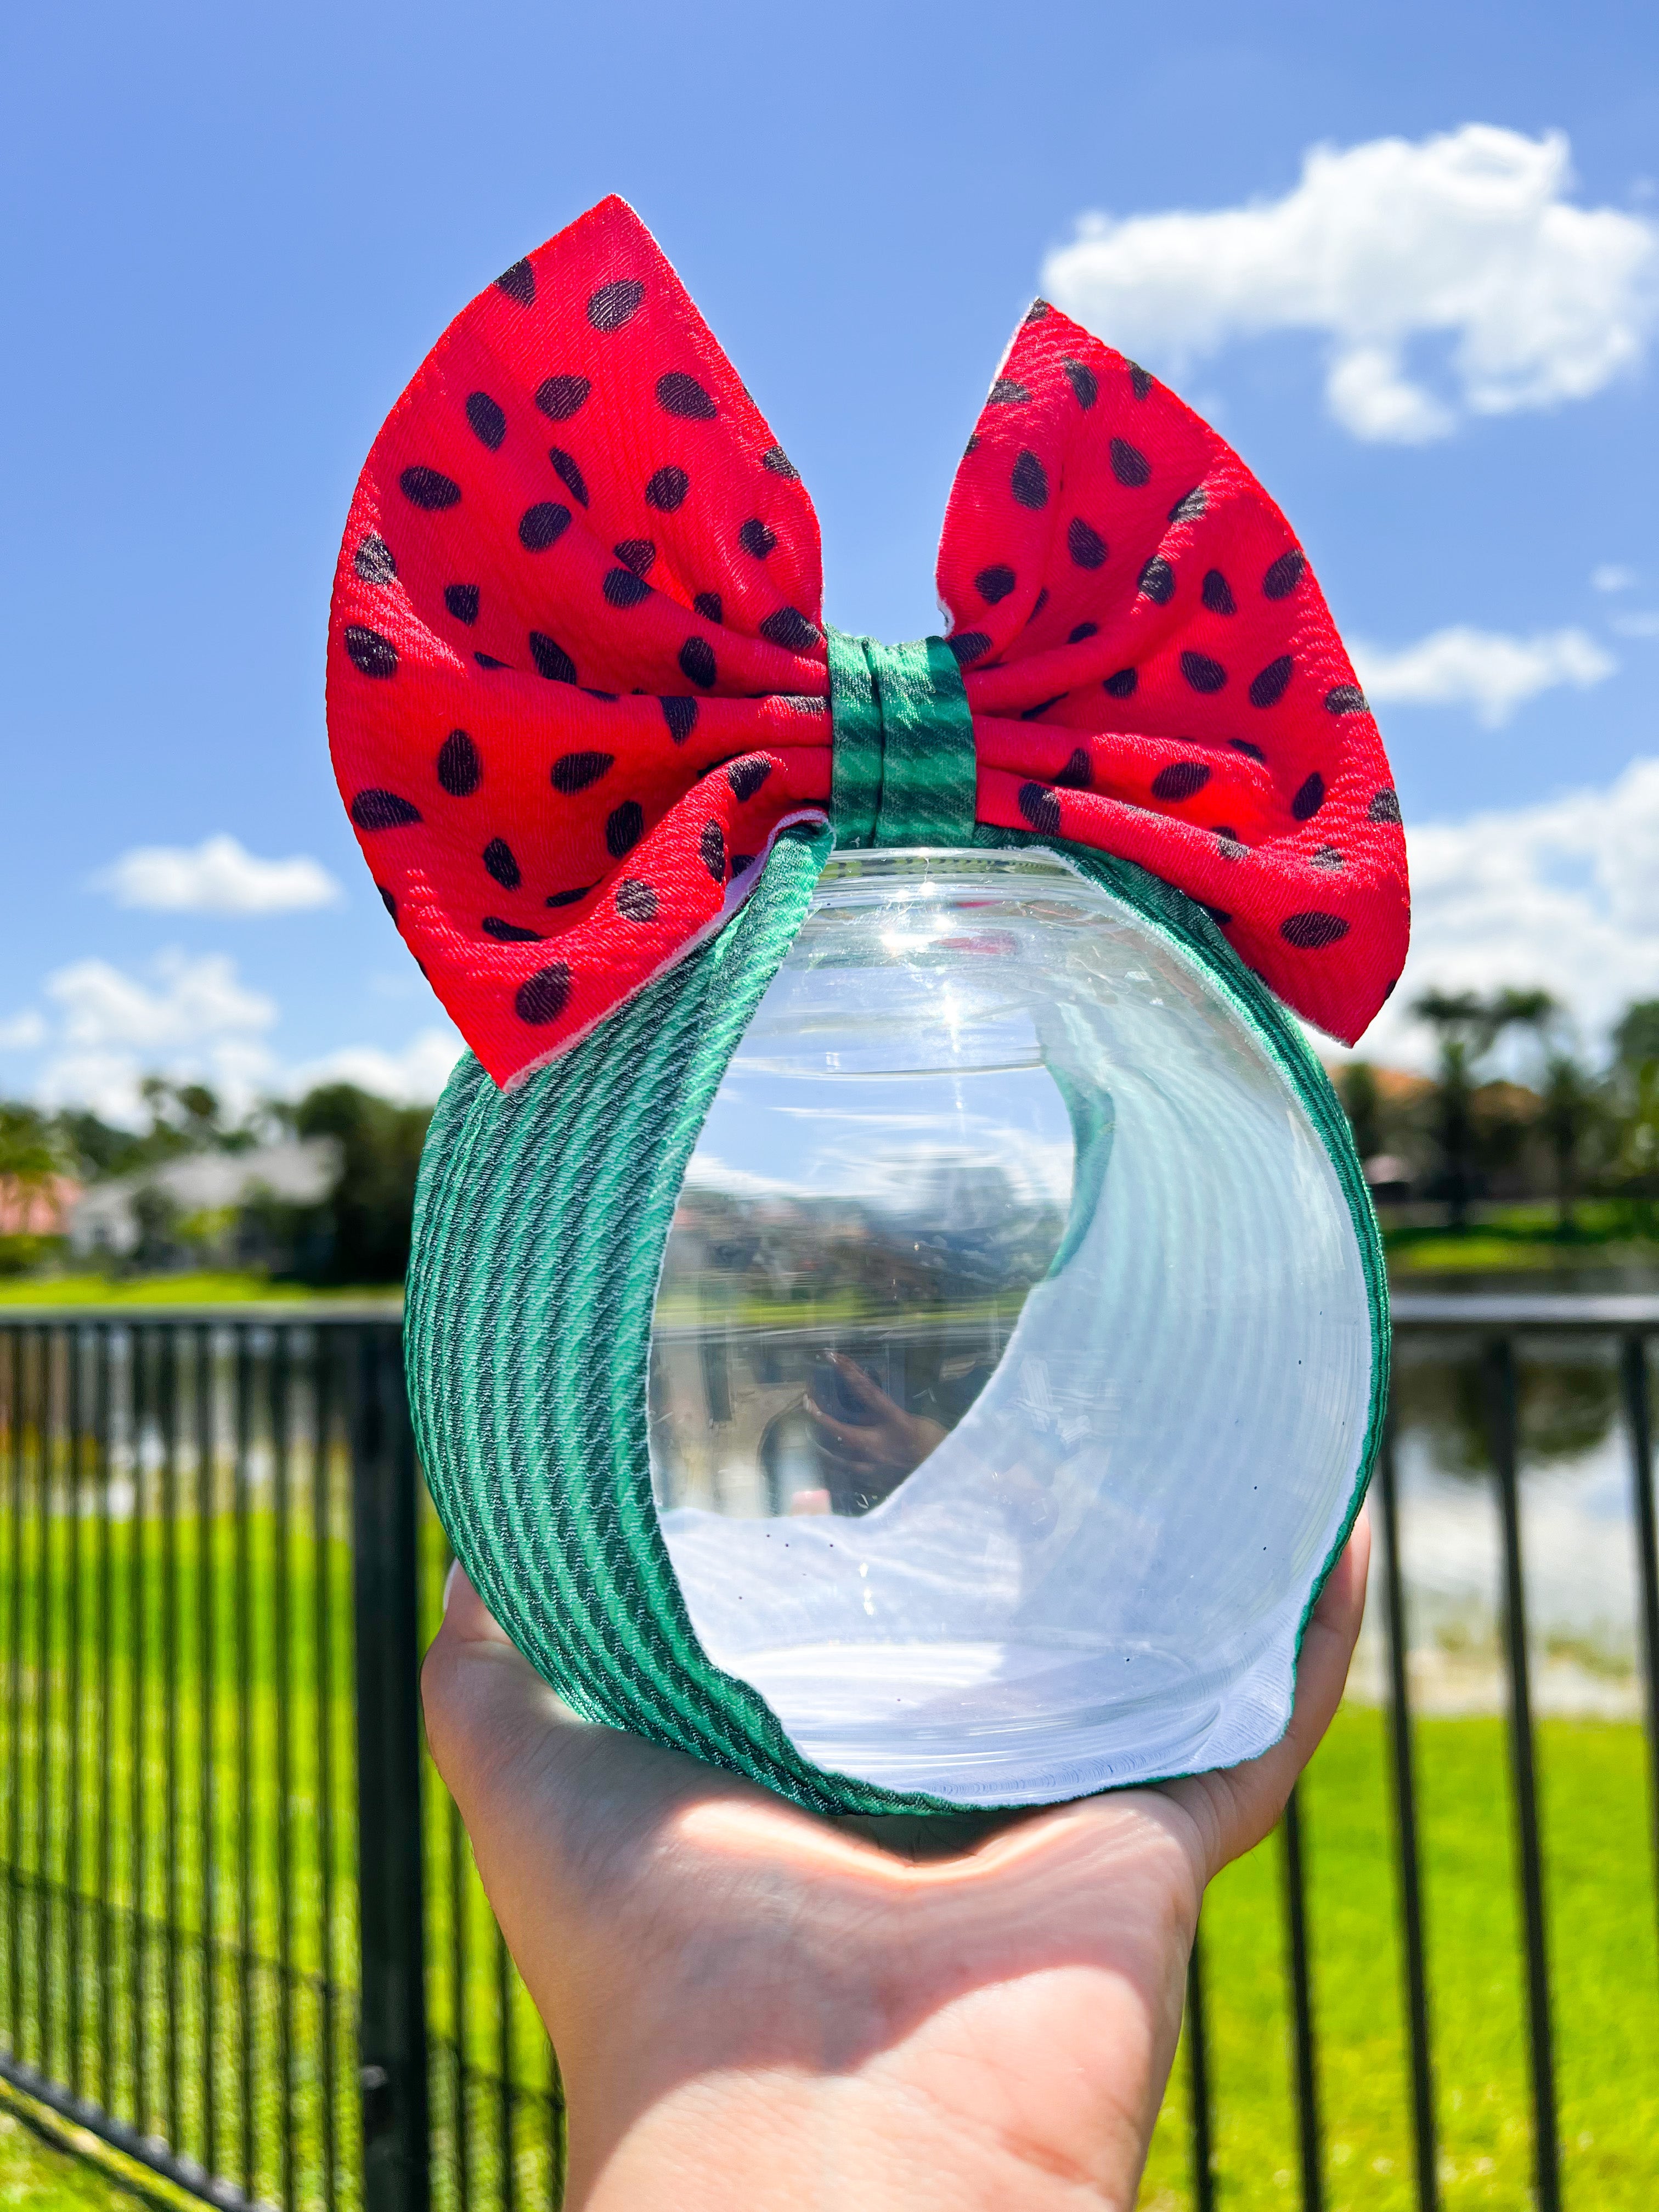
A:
0;1383;1652;2208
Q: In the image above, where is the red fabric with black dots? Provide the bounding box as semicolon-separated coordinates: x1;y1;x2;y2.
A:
328;196;1408;1086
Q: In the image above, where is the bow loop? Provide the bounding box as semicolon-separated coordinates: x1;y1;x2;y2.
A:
827;631;976;849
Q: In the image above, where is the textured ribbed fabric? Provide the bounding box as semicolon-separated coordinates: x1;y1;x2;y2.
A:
827;629;978;849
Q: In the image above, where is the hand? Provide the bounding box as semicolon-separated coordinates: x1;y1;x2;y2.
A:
422;1513;1370;2212
803;1352;947;1477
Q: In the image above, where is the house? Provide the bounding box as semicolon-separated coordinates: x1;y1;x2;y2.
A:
66;1138;341;1262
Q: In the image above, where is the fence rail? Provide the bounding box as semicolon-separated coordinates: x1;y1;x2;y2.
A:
0;1297;1655;2211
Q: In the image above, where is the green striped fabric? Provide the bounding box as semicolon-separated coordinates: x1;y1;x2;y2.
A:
827;629;978;849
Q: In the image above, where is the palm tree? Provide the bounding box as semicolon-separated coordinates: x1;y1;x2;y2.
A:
1413;988;1560;1231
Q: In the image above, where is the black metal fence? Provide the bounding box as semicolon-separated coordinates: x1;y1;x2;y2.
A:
0;1297;1654;2211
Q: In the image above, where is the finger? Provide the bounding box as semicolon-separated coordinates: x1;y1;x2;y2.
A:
802;1395;888;1462
828;1353;901;1414
438;1562;516;1647
1163;1509;1372;1881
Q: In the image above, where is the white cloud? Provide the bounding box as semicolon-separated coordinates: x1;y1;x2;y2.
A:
1351;625;1616;728
1611;610;1659;639
0;1011;46;1051
281;1028;463;1107
46;950;276;1053
92;834;341;914
1354;757;1659;1068
1043;125;1658;443
1592;563;1638;592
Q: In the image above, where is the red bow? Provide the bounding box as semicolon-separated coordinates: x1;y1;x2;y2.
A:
329;196;1408;1086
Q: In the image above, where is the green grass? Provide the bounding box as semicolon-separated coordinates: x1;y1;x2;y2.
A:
0;1274;401;1307
1141;1709;1659;2209
1386;1200;1659;1276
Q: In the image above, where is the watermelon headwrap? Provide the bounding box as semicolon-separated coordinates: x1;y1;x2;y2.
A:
331;198;1400;1814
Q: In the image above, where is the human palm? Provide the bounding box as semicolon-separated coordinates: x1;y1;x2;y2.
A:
423;1516;1369;2211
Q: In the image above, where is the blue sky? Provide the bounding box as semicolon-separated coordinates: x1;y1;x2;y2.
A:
2;0;1656;1113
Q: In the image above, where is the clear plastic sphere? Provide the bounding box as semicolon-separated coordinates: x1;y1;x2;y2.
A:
647;849;1373;1804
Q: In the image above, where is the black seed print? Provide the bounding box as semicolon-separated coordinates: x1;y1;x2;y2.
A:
1110;438;1151;488
1201;569;1237;616
1068;621;1099;644
782;695;823;715
519;503;572;552
1011;450;1048;508
989;378;1030;404
551;751;614;794
1025;299;1050;322
354;533;396;584
731;854;755;874
1055;749;1091;789
351;788;420;830
482;838;521;889
610;539;654;579
444;583;480;624
466;392;507;450
1018;782;1062;835
1311;846;1344;870
482;916;543;942
535;374;591;420
1369;788;1402;824
699;819;726;880
964;434;980;457
727;757;771;800
661;697;698;743
740;519;777;559
1249;656;1293;708
1281;911;1349;949
1138;556;1175;604
475;652;509;669
437;729;481;796
1026;588;1050;624
1020;696;1066;721
399;465;461;510
377;884;397;917
1200;903;1233;927
1229;738;1267;762
975;564;1017;605
1067;518;1108;569
949;631;992;665
616;878;658;922
1062;359;1098;408
544;884;592;909
1169;487;1207;524
679;638;717;688
1326;684;1368;715
1103;667;1138;698
693;591;723;624
759;607;820;651
646;465;690;511
588;278;645;332
657;371;718;420
1128;363;1153;400
606;802;645;857
1263;551;1306;600
1216;830;1246;860
497;259;535;305
583;689;619;702
1152;762;1211;801
548;448;589;507
603;567;650;608
345;625;398;679
1182;651;1227;694
529;632;577;682
515;964;572;1024
1291;772;1325;821
762;445;799;478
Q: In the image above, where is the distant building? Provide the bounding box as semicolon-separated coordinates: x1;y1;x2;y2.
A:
0;1174;82;1238
66;1139;341;1262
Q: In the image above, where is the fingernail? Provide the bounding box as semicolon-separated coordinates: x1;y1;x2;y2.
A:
442;1558;461;1616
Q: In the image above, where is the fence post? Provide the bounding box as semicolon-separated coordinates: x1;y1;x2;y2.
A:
352;1323;431;2212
